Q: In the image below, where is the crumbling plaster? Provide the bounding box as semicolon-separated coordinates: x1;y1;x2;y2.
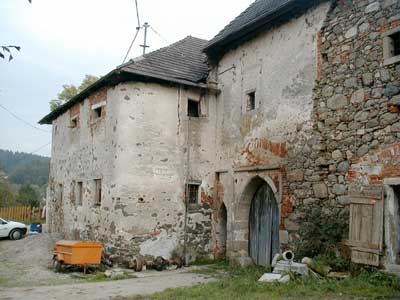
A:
210;2;331;260
47;81;217;264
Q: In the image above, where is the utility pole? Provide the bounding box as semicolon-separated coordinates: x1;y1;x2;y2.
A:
140;22;150;55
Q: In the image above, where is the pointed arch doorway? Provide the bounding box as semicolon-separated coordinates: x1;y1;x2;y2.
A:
248;182;279;266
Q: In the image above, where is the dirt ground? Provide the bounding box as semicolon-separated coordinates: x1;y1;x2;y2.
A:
0;233;76;287
0;234;214;300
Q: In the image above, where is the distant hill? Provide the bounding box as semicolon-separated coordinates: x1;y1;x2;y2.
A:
0;149;50;186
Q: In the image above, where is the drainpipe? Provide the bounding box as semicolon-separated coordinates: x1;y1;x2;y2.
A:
183;92;191;266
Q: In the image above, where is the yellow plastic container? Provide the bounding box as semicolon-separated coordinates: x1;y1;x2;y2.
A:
54;240;102;266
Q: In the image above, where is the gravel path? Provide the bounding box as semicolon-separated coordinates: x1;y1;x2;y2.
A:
0;234;215;300
0;234;75;287
0;271;214;300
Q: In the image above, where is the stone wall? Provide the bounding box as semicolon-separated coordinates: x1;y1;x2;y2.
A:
286;0;400;261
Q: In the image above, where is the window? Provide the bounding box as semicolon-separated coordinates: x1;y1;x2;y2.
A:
94;179;102;206
77;181;83;206
93;107;103;118
246;91;256;111
187;184;199;204
188;99;200;117
393;32;400;56
91;101;106;120
383;28;400;65
70;116;78;128
58;184;63;203
70;181;76;204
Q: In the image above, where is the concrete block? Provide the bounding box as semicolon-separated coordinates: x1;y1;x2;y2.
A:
258;273;283;282
273;261;309;276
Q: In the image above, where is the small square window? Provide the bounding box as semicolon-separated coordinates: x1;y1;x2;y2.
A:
94;179;102;206
93;106;103;119
187;184;199;204
383;29;400;65
70;116;78;128
246;91;256;111
188;99;200;117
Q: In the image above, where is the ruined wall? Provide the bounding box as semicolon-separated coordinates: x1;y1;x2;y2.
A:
210;3;331;260
286;0;400;266
47;81;216;264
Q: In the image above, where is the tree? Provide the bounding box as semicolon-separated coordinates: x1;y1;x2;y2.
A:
0;162;17;207
1;1;32;62
0;181;17;207
18;185;39;207
79;74;99;91
0;46;21;61
50;75;99;111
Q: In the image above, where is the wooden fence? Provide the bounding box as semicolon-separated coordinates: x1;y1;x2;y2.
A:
0;206;43;223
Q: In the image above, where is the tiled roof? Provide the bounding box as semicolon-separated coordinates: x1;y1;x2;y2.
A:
39;36;209;124
122;36;209;84
204;0;301;53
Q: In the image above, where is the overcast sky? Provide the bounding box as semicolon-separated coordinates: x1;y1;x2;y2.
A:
0;0;253;157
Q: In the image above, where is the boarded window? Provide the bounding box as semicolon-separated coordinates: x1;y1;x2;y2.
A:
188;99;200;118
246;91;256;111
94;179;102;206
77;181;83;206
187;184;199;204
348;185;384;266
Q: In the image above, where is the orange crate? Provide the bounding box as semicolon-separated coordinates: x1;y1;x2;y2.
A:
54;240;102;266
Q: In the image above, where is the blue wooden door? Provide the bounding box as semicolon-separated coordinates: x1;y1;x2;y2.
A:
249;183;279;266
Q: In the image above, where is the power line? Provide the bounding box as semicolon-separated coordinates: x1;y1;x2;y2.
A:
122;0;143;63
150;26;169;44
122;27;142;64
0;103;51;133
29;141;51;155
135;0;141;28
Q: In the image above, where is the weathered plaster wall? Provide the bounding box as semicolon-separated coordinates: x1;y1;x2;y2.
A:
47;81;216;264
210;3;331;260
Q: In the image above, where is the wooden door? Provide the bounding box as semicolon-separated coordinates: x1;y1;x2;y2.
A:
348;185;384;266
249;183;279;266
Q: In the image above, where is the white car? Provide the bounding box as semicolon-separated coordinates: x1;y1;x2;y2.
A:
0;217;27;240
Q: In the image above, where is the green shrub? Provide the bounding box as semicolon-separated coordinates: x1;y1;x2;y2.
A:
314;252;350;272
294;202;348;259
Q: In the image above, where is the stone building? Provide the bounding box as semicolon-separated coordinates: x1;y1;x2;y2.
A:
40;0;400;269
39;37;217;263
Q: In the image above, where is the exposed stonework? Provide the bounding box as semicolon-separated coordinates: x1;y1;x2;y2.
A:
284;0;400;266
44;0;400;269
209;2;331;260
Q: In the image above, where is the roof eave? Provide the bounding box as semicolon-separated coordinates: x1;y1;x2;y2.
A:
38;69;119;125
203;0;315;58
39;69;210;125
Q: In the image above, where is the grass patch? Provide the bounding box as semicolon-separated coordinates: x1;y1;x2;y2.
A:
131;265;400;300
0;276;9;286
86;272;137;282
